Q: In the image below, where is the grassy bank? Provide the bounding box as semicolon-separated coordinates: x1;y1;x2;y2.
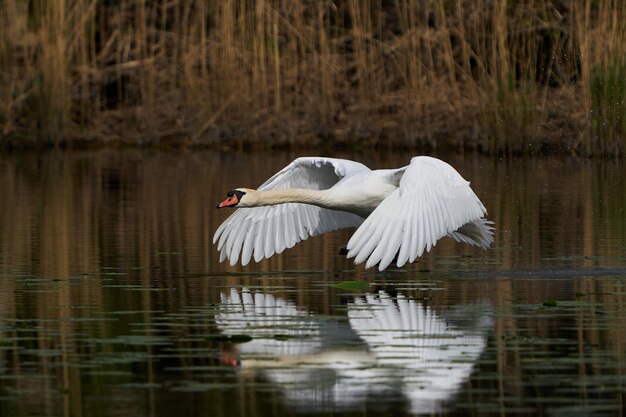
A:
0;1;625;155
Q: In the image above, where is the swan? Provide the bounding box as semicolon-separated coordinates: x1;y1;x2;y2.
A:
213;156;494;270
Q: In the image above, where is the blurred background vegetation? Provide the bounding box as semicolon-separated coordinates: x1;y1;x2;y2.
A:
0;0;624;155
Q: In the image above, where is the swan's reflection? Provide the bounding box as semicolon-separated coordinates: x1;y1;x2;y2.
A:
215;288;491;415
216;289;322;358
349;292;491;414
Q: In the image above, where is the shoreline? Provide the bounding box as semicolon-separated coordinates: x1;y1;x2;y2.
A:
0;82;595;156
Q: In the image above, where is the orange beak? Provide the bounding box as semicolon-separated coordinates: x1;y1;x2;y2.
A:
217;194;239;208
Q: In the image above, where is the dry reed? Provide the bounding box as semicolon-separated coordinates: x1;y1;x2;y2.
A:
0;0;624;155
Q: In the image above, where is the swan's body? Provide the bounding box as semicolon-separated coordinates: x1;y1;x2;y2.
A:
214;156;493;270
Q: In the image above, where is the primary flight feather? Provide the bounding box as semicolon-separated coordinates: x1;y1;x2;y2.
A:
213;156;493;270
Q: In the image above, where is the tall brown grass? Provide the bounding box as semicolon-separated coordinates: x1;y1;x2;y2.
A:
0;1;624;155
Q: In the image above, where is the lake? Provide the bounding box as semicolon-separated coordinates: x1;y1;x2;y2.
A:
1;150;625;416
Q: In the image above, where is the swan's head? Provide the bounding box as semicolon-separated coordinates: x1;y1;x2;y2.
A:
217;188;251;208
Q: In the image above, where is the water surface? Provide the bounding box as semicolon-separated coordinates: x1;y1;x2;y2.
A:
0;151;625;416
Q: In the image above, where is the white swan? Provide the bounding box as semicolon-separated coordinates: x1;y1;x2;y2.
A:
213;156;493;270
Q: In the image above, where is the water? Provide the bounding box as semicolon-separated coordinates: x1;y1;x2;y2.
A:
0;150;625;417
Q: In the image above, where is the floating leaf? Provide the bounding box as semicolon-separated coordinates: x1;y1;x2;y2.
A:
206;334;252;343
332;281;369;291
229;334;253;343
118;383;162;389
273;334;311;341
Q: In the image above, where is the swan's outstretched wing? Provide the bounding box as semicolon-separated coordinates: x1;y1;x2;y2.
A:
346;156;493;270
214;157;368;266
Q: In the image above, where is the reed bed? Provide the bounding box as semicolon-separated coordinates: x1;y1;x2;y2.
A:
0;0;624;155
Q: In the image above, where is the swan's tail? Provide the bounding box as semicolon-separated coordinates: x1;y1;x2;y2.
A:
448;218;494;249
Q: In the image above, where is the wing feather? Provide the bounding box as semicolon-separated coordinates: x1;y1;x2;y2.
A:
347;156;492;270
395;204;413;267
263;217;275;259
229;223;247;265
240;223;257;266
253;222;265;262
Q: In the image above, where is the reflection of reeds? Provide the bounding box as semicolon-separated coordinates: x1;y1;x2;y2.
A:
0;1;624;154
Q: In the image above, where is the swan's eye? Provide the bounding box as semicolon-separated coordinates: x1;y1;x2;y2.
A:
227;191;234;197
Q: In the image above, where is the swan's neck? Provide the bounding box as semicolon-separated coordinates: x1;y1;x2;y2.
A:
244;189;334;208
